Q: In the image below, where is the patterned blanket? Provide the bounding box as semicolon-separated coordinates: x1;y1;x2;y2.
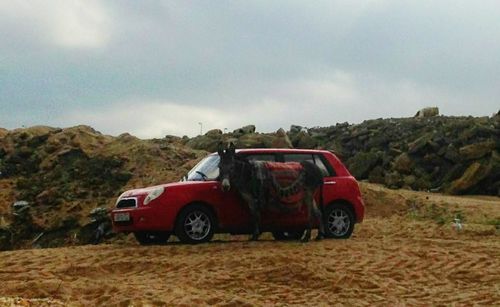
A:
263;162;305;204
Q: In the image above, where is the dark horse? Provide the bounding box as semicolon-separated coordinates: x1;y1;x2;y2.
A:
218;143;325;242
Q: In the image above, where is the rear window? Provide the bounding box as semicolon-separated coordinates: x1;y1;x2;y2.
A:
284;154;314;163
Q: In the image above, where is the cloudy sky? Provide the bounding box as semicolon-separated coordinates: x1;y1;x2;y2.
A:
1;1;499;137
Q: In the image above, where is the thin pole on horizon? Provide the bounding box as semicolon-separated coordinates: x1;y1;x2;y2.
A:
198;122;203;135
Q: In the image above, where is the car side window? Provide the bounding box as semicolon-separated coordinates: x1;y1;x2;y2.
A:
283;153;314;163
242;154;276;162
313;154;335;177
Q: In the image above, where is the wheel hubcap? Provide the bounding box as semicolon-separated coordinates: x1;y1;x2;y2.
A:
328;209;350;236
184;211;211;240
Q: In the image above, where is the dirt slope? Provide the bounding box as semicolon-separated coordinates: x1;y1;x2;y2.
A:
0;184;498;306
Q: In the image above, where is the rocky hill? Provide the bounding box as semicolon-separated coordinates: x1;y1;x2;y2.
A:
0;126;205;249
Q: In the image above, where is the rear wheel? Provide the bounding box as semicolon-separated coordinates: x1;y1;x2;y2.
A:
134;231;170;245
324;204;355;239
175;204;215;244
272;230;305;241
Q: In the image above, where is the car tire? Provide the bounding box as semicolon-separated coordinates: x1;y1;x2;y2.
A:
175;204;215;244
272;230;305;241
324;203;355;239
134;231;170;245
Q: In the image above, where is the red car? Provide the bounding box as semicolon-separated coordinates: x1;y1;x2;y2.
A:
111;149;365;244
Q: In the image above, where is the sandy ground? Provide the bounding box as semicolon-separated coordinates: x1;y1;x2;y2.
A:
0;184;499;306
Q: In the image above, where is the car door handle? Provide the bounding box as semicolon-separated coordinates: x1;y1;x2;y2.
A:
324;181;336;185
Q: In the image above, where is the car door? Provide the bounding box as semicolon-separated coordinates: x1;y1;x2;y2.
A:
216;153;278;232
313;153;338;208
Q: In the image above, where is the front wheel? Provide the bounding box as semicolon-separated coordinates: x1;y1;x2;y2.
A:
175;204;215;244
134;231;170;245
324;204;355;239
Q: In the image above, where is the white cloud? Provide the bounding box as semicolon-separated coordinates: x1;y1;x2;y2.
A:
63;100;232;138
0;0;112;49
57;72;465;138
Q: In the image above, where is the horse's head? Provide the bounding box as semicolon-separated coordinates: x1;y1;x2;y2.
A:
218;142;236;192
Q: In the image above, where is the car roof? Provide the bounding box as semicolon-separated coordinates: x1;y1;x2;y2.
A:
236;148;328;154
208;148;330;155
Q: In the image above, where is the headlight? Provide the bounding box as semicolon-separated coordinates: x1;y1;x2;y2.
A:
143;187;165;205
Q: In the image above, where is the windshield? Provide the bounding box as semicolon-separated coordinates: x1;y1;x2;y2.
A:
185;155;220;181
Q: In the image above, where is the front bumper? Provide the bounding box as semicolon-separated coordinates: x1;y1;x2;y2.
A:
111;206;172;232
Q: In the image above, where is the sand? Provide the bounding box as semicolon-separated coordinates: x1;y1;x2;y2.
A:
0;184;499;306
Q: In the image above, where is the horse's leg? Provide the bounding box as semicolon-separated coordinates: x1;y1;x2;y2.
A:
313;198;324;241
241;192;260;241
301;190;313;242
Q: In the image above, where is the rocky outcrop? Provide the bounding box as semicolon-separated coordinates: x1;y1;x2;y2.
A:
308;115;499;195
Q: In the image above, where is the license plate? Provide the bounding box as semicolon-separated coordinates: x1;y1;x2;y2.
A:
114;212;130;222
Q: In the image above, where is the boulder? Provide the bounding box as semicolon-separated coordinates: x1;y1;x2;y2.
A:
459;139;495;160
408;134;433;154
238;133;274;148
447;162;492;194
443;145;461;163
185;133;223;152
347;151;380;179
393;153;413;174
385;171;402;189
271;128;293;148
414;107;439;118
205;129;223;137
413;176;432;191
368;166;385;184
233;125;256;135
290;125;303;134
117;133;139;143
403;175;417;187
290;125;308;134
163;135;182;143
294;131;316;149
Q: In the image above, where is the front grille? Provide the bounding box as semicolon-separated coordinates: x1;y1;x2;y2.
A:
116;198;137;208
